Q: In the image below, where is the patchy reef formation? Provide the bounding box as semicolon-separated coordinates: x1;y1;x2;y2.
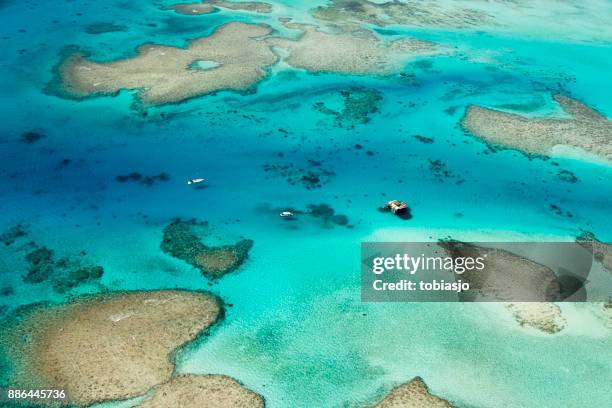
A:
576;231;612;272
506;302;566;334
169;2;216;15
57;22;278;105
23;244;104;293
161;219;253;280
137;374;264;408
314;87;382;128
371;377;453;408
439;241;566;333
212;0;272;13
462;95;612;161
20;130;47;144
267;21;442;75
115;171;170;186
312;0;490;29
169;1;272;15
258;203;352;229
262;158;335;190
0;225;103;293
0;224;27;246
439;241;561;302
0;290;221;407
84;22;127;34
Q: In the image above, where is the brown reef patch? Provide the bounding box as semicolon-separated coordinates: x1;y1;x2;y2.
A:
314;87;383;128
267;21;442;75
462;95;612;161
58;22;278;105
371;376;453;408
0;290;221;407
137;374;264;408
312;0;490;29
160;219;253;280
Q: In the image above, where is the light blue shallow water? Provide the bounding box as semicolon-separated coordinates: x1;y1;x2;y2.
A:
0;1;611;407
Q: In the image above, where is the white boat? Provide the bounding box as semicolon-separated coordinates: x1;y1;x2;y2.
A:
187;178;205;185
280;211;294;218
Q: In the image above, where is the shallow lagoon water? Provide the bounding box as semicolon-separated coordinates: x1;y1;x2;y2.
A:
0;1;611;407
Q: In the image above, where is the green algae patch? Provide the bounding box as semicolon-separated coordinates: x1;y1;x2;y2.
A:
371;377;454;408
136;374;264;408
314;87;382;128
160;219;253;280
0;290;222;407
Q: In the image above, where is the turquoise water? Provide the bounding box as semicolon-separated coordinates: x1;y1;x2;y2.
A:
0;1;611;407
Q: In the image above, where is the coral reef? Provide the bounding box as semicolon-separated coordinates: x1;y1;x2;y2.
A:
438;241;561;302
576;231;612;272
115;172;170;186
0;290;221;406
58;23;278;104
84;22;127;34
0;224;27;246
160;219;253;279
506;302;566;334
262;159;335;190
371;376;453;408
462;95;612;161
137;374;264;408
312;0;490;29
169;1;272;15
267;21;441;75
314;87;383;128
20;131;46;143
22;244;104;292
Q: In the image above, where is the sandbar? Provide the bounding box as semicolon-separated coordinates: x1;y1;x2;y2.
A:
267;22;442;75
0;290;221;406
137;374;264;408
371;377;453;408
462;95;612;161
59;22;278;105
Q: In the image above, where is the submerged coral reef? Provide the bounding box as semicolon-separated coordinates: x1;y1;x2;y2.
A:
314;87;383;129
462;95;612;161
137;374;264;408
58;23;278;104
267;22;441;75
371;376;453;408
160;219;253;279
23;244;104;293
0;290;221;406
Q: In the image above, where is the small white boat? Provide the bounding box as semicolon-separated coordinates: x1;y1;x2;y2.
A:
187;178;205;185
279;211;294;218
